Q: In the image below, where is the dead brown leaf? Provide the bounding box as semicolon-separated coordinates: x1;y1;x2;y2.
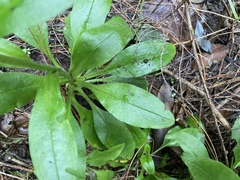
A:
158;81;174;111
191;43;228;71
201;43;229;65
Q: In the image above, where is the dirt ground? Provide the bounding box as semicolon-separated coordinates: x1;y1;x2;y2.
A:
0;0;240;179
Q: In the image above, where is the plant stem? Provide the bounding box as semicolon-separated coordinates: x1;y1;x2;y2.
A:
228;0;239;20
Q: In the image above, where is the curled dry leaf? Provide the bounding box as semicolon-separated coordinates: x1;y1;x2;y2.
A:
195;20;212;53
201;44;229;64
191;43;228;71
152;81;174;167
157;81;174;111
0;113;13;135
0;112;29;136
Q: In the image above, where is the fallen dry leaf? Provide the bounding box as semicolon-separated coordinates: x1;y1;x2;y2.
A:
158;81;174;111
201;43;229;64
152;80;173;167
195;20;212;53
191;43;228;71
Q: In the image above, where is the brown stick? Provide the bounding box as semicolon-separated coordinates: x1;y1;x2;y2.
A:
163;68;230;129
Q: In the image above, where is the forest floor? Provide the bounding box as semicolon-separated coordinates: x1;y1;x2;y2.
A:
0;0;240;179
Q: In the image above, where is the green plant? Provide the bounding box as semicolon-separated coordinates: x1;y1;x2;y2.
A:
228;0;239;20
147;115;240;180
231;116;240;170
0;0;175;179
2;1;238;180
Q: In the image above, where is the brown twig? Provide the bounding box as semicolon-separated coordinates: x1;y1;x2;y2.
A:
209;76;240;89
185;2;230;129
216;85;240;109
0;171;22;180
146;0;164;19
0;161;34;172
185;1;229;166
163;68;230;129
123;140;148;180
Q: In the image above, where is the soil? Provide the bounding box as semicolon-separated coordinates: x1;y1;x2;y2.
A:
0;0;240;179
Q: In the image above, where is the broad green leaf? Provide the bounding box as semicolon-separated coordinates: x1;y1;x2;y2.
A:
93;170;115;180
233;147;240;169
92;106;136;159
232;116;240;145
72;100;105;149
70;17;134;77
87;83;175;129
182;154;240;180
65;114;86;179
154;172;178;180
126;125;148;148
161;127;208;158
231;116;240;168
15;23;59;67
135;172;145;180
64;0;112;49
0;39;69;78
0;72;42;115
102;41;176;78
0;38;31;61
87;144;124;166
29;73;86;180
0;0;23;17
0;54;70;79
140;155;155;174
143;143;151;154
108;161;128;168
0;0;74;37
140;144;155;174
103;76;148;90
